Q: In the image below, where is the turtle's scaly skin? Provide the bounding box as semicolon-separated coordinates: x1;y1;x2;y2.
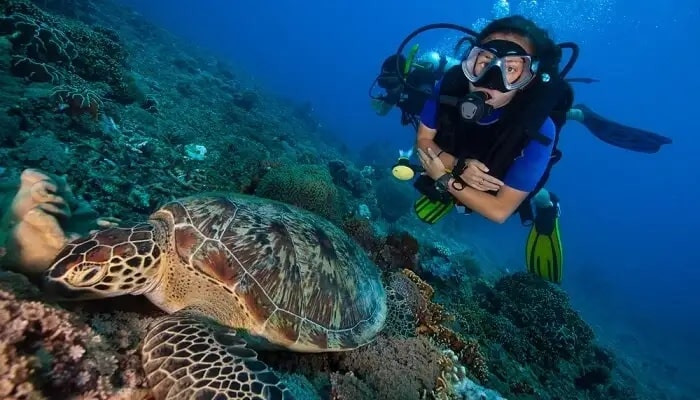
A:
44;194;387;400
142;313;292;400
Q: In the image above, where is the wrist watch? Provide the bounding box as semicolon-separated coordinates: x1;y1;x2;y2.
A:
434;173;452;193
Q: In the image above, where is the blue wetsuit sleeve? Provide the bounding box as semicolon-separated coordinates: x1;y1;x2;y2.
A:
502;117;556;192
419;78;442;129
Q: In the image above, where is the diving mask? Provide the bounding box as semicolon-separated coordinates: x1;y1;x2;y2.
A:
377;74;402;91
462;40;539;92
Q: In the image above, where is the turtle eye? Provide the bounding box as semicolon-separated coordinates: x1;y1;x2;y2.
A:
68;262;107;287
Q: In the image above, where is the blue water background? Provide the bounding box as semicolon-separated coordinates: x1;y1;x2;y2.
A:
117;0;700;390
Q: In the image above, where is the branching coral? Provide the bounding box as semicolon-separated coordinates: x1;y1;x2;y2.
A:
0;288;118;398
467;272;623;397
0;267;158;398
65;24;127;87
327;160;371;197
1;2;129;97
16;135;72;174
85;310;156;391
51;83;104;120
10;55;63;83
0;12;77;65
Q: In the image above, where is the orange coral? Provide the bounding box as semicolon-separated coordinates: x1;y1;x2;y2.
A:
0;168;120;275
65;94;101;120
401;269;489;383
401;269;451;331
0;168;72;274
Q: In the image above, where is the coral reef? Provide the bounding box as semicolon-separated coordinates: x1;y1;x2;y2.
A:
335;335;444;400
0;275;125;399
255;163;342;221
0;0;656;399
0;269;159;399
0;0;346;225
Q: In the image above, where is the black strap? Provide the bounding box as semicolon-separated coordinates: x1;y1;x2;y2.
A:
518;201;535;226
400;111;420;131
453;157;467;174
515;78;571;145
450;158;469;190
439;95;460;107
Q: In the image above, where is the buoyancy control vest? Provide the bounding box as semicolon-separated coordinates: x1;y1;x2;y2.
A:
434;65;574;221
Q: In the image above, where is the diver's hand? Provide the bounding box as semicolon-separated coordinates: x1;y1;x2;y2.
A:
417;147;447;180
460;159;504;191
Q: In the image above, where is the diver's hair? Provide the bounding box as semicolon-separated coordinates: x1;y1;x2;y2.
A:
477;15;562;79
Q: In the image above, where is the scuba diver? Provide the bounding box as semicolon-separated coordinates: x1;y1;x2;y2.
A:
385;16;645;285
370;43;672;154
370;52;450;130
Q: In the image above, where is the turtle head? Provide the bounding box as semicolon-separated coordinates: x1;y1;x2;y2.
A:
43;223;163;299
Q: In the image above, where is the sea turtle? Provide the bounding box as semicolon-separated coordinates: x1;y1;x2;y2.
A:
43;193;388;400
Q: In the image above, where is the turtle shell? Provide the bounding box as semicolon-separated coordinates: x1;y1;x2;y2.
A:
153;193;387;350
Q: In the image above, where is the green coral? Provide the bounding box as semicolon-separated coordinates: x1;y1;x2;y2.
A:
64;23;129;97
255;164;340;221
439;273;622;398
492;273;594;361
16;134;72;173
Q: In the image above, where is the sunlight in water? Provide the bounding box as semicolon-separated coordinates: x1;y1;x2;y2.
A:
509;0;614;37
484;0;616;36
424;0;615;59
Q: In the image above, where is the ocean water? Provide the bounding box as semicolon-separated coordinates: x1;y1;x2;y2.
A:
0;0;698;398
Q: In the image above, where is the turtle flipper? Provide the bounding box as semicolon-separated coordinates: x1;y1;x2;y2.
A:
142;310;295;400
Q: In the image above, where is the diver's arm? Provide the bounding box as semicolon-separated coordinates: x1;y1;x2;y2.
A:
450;118;556;223
446;182;529;223
416;122;456;170
416;79;456;168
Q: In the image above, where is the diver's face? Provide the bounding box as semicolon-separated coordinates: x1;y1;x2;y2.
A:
470;32;535;108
